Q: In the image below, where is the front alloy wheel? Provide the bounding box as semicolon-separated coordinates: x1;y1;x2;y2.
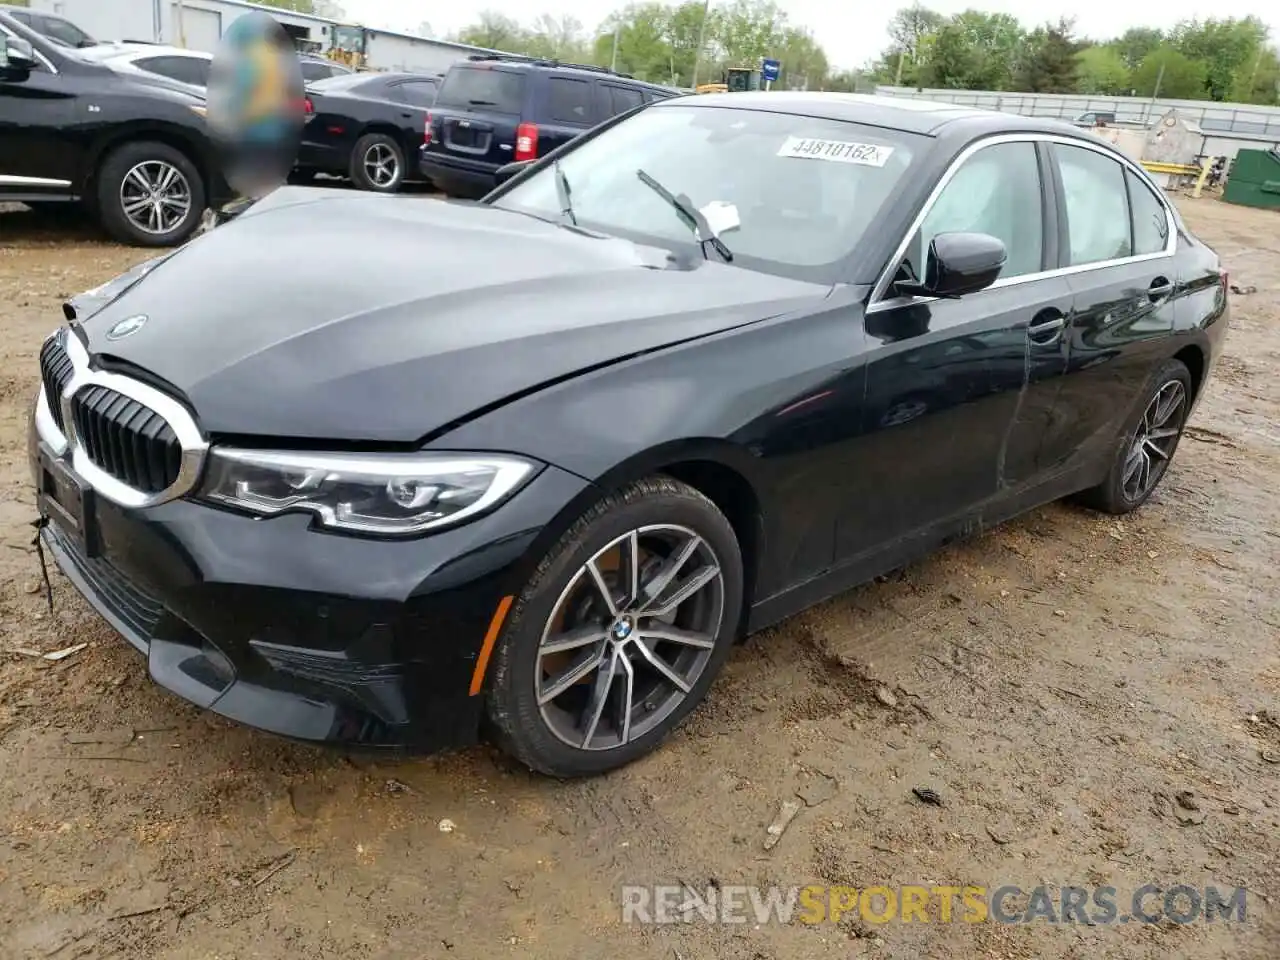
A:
487;477;744;777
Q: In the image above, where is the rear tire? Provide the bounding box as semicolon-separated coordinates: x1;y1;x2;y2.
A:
96;141;205;247
1076;358;1192;515
349;133;404;193
486;476;743;778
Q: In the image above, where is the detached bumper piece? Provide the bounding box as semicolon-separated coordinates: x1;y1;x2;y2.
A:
42;521;444;749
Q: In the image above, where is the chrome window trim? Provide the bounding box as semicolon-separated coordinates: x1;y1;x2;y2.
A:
866;132;1178;315
0;23;59;74
35;329;208;509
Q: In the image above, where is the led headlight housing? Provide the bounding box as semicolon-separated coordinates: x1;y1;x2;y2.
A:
201;449;539;536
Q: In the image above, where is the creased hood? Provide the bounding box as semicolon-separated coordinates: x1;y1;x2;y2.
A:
80;189;830;443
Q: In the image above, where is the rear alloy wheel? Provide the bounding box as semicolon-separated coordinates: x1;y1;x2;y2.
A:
350;133;404;192
96;141;205;247
1078;358;1192;514
486;477;743;777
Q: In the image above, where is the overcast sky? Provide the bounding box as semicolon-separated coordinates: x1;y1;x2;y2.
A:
338;0;1280;70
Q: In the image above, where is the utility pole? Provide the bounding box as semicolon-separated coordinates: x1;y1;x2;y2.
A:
894;49;904;86
1144;62;1165;125
610;23;620;73
175;0;186;47
691;0;711;89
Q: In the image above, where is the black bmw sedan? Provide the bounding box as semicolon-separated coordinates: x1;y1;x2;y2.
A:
29;92;1230;778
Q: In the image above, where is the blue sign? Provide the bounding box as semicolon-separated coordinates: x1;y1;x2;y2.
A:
761;58;781;83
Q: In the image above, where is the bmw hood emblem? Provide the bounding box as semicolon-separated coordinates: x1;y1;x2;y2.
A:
106;314;149;340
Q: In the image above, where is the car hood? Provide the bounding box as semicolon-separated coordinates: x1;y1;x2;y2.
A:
78;189;831;443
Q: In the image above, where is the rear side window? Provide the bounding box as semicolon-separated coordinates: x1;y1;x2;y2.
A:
548;77;592;124
435;66;525;114
135;55;211;87
1126;169;1171;255
1056;144;1133;265
300;61;336;83
390;79;438;108
603;84;643;116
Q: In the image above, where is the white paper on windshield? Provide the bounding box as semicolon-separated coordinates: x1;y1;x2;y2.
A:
777;136;894;167
699;200;741;236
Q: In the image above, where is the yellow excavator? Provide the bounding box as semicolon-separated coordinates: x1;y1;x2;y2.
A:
327;24;370;70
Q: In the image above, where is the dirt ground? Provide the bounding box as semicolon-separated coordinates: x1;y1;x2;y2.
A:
0;196;1277;960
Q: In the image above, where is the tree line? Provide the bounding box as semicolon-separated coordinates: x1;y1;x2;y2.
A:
871;6;1278;104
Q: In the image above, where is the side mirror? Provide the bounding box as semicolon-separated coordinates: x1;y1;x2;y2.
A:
0;36;39;76
494;159;534;186
898;232;1006;299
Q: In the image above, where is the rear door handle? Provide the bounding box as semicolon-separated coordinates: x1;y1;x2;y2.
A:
1148;277;1174;302
1027;309;1066;345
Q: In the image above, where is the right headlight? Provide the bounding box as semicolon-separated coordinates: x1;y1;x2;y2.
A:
200;448;539;536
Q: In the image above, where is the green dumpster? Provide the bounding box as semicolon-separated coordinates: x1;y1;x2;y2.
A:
1222;149;1280;210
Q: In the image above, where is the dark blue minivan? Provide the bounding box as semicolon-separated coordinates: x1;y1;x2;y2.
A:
420;55;681;198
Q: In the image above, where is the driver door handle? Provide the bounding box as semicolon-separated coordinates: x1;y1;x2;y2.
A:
1027;308;1066;345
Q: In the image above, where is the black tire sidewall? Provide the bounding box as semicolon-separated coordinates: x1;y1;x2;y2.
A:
350;133;404;193
487;478;744;778
96;141;206;247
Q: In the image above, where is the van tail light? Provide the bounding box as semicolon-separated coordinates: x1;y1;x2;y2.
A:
515;122;538;162
303;98;314;115
423;110;432;146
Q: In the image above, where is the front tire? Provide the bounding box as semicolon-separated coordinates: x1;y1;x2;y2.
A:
349;133;405;193
1077;358;1192;515
96;141;205;247
486;476;744;778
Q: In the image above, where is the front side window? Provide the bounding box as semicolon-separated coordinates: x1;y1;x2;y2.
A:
38;14;92;48
1127;169;1171;256
1057;143;1132;266
492;104;921;281
909;140;1044;281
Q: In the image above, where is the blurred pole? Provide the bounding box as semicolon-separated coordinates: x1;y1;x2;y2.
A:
691;0;711;89
610;24;620;72
175;0;186;48
1144;62;1165;125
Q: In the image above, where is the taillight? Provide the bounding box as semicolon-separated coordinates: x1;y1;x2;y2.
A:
1220;268;1229;290
303;98;314;116
423;110;432;146
515;122;538;162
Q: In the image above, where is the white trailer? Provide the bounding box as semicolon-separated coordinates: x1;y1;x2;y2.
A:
29;0;513;75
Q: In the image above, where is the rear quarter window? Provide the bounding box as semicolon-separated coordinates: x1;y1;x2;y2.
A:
547;76;593;124
435;66;525;115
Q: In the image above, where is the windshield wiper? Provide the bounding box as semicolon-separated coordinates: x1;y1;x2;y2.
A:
554;159;577;226
635;168;732;263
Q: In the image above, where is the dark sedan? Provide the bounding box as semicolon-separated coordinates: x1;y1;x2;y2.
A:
29;93;1229;778
296;71;439;191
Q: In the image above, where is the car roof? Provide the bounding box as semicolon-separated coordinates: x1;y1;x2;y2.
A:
670;91;1084;138
455;56;678;93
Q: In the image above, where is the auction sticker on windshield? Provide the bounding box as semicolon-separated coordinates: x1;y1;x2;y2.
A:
777;137;894;167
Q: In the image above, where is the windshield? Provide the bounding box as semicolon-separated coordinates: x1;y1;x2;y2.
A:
435;65;525;114
491;104;921;281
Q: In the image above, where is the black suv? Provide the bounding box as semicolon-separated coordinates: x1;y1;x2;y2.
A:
420;54;680;198
0;12;230;246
